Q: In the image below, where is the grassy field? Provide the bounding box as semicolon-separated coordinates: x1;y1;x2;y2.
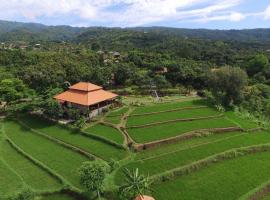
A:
132;99;207;115
1;97;268;200
40;194;76;200
84;124;124;144
19;115;127;161
105;107;129;124
3;120;88;189
0;158;23;198
1;140;62;192
127;117;237;143
115;131;270;184
225;111;259;130
152;151;270;200
127;107;220;127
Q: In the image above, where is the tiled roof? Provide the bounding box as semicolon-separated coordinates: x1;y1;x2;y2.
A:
69;82;102;92
54;82;118;106
135;195;155;200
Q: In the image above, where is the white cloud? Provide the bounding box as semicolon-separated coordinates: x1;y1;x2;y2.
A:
0;0;250;26
264;5;270;20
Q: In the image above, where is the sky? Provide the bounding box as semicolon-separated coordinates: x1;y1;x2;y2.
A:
0;0;270;29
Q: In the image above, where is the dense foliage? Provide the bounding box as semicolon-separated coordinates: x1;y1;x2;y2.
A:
0;20;269;121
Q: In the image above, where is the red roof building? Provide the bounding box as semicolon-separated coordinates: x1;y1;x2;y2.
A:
135;195;155;200
54;82;118;117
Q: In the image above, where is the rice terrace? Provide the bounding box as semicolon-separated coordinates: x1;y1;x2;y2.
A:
1;95;269;200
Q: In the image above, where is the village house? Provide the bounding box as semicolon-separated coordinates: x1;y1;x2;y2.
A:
54;82;118;118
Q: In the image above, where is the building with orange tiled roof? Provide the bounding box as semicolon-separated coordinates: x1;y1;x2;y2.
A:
135;195;155;200
54;82;118;118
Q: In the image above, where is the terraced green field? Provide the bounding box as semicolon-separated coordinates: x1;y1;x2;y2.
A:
153;151;270;200
132;99;207;115
127;116;237;143
19;115;127;161
1;140;62;192
3;120;88;189
84;124;124;144
115;131;270;184
1;97;268;200
127;107;219;127
105;107;129;124
0;158;23;198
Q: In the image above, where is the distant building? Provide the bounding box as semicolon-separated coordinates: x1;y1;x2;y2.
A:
154;67;168;74
54;82;118;118
113;51;121;58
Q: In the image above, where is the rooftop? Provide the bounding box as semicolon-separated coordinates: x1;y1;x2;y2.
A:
54;82;118;106
69;82;102;92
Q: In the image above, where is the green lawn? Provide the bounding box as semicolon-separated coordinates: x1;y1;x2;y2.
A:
127;107;220;127
3;120;89;189
127;117;237;143
132;99;207;115
115;131;270;184
0;158;23;198
19;115;127;161
84;124;124;144
152;151;270;200
1;140;62;192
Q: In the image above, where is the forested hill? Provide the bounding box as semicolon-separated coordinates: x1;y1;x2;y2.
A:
1;20;270;43
0;20;84;42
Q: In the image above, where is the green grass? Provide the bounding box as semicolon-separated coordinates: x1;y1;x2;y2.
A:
127;117;237;143
0;158;23;198
152;151;270;200
105;107;129;125
132;99;207;115
225;111;259;130
127;107;220;127
1;140;62;192
40;193;76;200
3;120;88;189
136;131;243;160
108;107;129;117
84;124;124;145
115;131;270;184
18;115;127;161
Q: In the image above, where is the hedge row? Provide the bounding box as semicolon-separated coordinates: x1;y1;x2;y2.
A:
126;114;224;129
151;144;270;184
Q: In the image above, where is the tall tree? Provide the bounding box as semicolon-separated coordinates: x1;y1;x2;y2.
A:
78;161;108;200
208;66;248;107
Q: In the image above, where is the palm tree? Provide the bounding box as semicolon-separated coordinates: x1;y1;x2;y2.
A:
119;168;152;199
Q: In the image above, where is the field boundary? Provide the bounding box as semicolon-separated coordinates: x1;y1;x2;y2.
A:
17;120;97;160
238;179;270;200
129;106;208;117
4;137;70;191
151;143;270;184
25;113;126;150
133;127;243;151
126;114;224;129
